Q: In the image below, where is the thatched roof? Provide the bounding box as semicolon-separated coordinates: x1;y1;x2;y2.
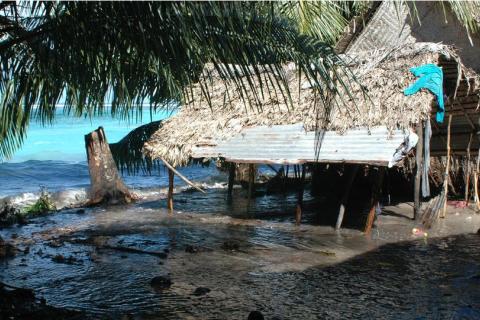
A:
144;43;477;167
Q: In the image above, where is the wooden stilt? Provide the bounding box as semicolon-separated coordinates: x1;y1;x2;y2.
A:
161;157;206;193
441;114;453;218
475;145;480;210
335;165;359;230
167;168;174;211
247;164;255;207
414;122;424;221
465;133;473;205
227;162;236;198
295;164;306;225
364;167;385;235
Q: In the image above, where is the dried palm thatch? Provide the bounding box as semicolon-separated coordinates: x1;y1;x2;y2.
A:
144;43;475;167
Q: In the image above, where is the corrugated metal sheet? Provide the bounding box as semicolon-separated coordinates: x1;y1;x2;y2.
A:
191;123;406;166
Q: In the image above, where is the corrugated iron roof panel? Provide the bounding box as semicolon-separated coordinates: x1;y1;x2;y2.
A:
191;123;406;166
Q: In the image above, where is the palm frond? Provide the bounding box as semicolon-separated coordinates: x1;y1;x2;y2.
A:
109;120;163;175
0;1;356;161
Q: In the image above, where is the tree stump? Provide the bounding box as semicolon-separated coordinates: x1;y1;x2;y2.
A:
85;127;135;205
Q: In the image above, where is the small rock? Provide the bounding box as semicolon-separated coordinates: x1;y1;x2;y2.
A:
47;240;63;248
0;240;17;258
51;254;78;265
150;276;172;290
185;245;198;253
192;287;210;296
248;311;264;320
222;240;240;251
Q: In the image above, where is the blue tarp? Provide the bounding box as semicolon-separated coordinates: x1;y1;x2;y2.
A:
404;64;444;123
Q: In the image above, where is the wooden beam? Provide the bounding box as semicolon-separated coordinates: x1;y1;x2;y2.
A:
295;165;307;225
441;114;453;218
336;165;359;230
160;157;206;194
364;167;385;235
414;122;424;221
167;169;174;211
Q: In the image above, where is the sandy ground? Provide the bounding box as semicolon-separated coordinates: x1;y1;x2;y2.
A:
376;202;480;242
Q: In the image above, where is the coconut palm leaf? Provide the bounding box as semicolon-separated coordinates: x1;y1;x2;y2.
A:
109;120;163;175
278;0;370;45
0;1;356;161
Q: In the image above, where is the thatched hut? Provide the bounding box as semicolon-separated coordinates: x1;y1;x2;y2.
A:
144;43;480;163
143;1;480;230
143;41;480;230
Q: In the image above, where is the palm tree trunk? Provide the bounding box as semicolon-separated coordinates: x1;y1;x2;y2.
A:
85;127;135;205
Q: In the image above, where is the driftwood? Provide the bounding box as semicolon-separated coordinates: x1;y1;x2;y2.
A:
85;127;136;205
421;191;446;229
100;245;168;258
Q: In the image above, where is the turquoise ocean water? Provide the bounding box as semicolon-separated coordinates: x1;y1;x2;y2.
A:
0;108;197;201
8;108;172;163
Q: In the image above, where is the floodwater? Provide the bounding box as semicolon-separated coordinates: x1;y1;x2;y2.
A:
1;188;480;319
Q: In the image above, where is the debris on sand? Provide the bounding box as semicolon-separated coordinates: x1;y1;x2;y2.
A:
51;254;81;265
192;287;210;296
221;240;240;251
0;281;84;319
248;311;264;320
0;236;17;258
150;276;172;291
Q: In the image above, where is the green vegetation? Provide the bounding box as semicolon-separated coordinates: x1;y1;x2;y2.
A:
24;187;56;215
0;187;56;226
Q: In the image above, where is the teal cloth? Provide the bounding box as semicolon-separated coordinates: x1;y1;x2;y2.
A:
403;64;444;123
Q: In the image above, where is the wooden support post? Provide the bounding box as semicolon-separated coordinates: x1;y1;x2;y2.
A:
364;167;385;235
227;162;236;198
441;114;453;218
295;164;306;225
161;157;206;194
414;122;424;221
335;165;359;230
465;133;473;205
167;168;174;211
247;164;255;207
475;144;480;211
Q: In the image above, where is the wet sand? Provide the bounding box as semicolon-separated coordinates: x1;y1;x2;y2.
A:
1;196;480;319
